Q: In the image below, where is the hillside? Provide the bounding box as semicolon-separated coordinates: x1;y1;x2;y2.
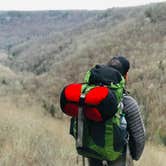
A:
0;99;76;165
0;6;147;73
0;100;165;165
0;2;166;164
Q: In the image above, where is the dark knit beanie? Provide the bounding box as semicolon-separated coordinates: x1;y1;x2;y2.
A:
107;56;130;76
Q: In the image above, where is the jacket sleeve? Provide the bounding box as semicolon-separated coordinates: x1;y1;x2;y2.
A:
123;95;146;160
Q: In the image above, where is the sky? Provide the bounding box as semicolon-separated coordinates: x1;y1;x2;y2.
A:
0;0;166;10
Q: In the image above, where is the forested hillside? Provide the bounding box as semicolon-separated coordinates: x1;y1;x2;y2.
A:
0;2;166;164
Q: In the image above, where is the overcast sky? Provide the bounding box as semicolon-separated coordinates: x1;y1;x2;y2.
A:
0;0;166;10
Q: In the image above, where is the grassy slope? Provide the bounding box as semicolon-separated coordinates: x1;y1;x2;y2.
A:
0;99;76;166
0;2;166;165
0;2;165;143
0;100;165;166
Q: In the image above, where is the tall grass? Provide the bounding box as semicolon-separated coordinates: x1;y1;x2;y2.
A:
0;4;166;165
135;143;166;166
0;100;77;166
0;99;165;166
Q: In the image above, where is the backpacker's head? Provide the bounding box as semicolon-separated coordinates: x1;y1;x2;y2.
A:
107;56;130;81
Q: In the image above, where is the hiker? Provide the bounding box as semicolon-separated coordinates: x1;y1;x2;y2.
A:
60;56;145;166
88;56;145;166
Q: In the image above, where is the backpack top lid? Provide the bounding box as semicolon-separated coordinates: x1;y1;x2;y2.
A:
84;65;123;85
84;65;125;102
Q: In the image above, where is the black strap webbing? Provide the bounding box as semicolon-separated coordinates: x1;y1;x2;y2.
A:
76;107;84;148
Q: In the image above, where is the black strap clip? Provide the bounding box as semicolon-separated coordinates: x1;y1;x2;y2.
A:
79;94;85;107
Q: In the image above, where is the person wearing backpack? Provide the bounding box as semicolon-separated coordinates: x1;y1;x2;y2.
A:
60;56;145;166
88;56;145;166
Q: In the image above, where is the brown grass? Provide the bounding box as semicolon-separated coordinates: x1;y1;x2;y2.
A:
135;143;166;166
0;4;166;165
0;99;165;166
0;99;77;166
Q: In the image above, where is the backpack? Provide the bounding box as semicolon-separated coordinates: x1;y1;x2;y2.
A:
60;65;128;161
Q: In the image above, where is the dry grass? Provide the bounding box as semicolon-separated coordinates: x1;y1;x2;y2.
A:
135;143;166;166
0;3;166;145
0;99;165;166
0;99;78;166
0;4;166;165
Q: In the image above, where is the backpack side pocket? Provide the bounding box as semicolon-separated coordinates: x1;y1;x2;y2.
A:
113;124;128;152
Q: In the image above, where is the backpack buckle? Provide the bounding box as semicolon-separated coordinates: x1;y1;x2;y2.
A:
118;101;124;110
79;94;85;106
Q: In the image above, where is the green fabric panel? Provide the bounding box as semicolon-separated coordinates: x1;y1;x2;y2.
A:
84;70;91;83
81;84;96;94
73;115;123;161
109;76;125;102
84;120;122;161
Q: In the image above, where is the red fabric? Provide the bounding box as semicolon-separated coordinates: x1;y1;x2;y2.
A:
65;84;82;102
85;107;102;122
63;84;109;121
85;86;108;105
64;103;78;117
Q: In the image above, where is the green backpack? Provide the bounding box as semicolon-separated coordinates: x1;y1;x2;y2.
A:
68;65;128;161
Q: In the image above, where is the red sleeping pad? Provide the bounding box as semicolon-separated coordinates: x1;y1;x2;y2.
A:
60;83;118;122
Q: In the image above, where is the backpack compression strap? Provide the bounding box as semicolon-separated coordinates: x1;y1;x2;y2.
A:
76;94;85;148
